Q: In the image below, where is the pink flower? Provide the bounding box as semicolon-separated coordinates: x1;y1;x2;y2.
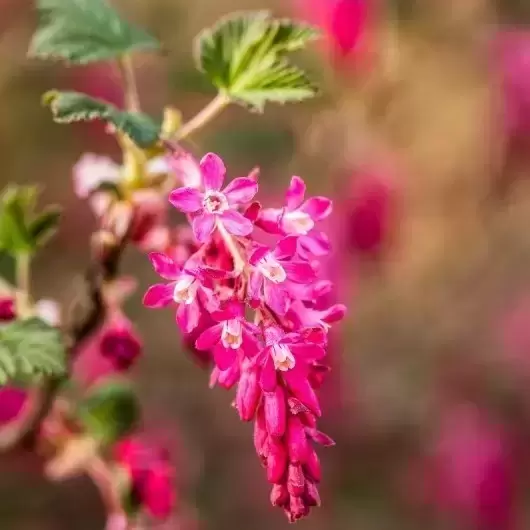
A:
345;168;394;256
293;0;369;65
115;438;175;520
194;301;258;370
248;236;316;314
99;314;142;371
495;30;530;142
169;153;257;242
0;387;27;424
73;154;121;199
0;296;15;321
143;252;215;334
257;176;332;258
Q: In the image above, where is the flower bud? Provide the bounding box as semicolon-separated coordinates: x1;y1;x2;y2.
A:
264;387;287;437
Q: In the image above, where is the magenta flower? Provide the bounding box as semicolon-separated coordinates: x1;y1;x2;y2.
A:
0;296;15;321
0;387;27;424
143;252;216;334
194;301;259;370
99;314;142;371
115;438;175;520
293;0;369;67
257;176;332;258
248;236;316;314
169;153;257;242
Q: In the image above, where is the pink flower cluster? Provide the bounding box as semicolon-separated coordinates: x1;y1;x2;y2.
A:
144;152;346;520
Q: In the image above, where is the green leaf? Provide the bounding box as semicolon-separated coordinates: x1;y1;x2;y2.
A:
78;379;140;446
195;11;319;111
28;0;160;65
0;317;66;385
29;207;62;248
43;90;160;148
0;186;61;255
0;187;39;254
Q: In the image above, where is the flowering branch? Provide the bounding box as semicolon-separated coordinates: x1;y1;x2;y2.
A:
0;4;325;527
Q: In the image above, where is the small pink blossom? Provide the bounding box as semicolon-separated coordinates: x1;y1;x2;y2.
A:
169;153;257;242
0;296;15;321
257;176;332;258
99;314;142;371
115;438;175;520
194;301;258;370
143;252;216;334
73;154;121;199
249;236;316;315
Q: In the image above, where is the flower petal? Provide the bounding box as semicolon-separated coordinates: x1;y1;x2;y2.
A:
283;261;317;283
264;282;289;315
168;187;203;213
148;252;181;280
300;197;333;221
195;323;223;351
248;271;264;304
143;284;174;308
200;153;225;191
168;151;202;188
224;177;258;205
289;343;326;362
284;371;321;416
256;207;283;234
213;344;237;371
274;235;298;260
176;300;200;333
299;231;331;257
219;210;254;236
286;176;306;210
260;352;277;392
192;213;215;242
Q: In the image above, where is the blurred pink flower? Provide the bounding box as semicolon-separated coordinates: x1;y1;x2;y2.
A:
293;0;370;68
495;30;530;143
430;403;515;529
115;437;175;520
344;166;395;258
0;387;26;425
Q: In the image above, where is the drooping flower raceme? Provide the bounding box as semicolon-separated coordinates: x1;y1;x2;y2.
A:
144;151;346;521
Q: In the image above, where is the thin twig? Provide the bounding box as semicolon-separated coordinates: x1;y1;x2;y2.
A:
15;253;30;317
172;93;230;142
119;55;141;113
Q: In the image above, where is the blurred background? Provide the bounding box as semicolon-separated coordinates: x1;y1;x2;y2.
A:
4;0;530;528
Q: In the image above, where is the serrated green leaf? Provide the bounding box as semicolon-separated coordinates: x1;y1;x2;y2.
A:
29;207;62;248
43;91;160;148
78;379;140;446
195;11;319;111
28;0;160;64
0;317;66;385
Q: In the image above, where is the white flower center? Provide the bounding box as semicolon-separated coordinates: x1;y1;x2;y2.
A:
258;254;286;283
221;319;243;349
173;275;198;305
271;343;296;371
203;191;229;214
282;210;314;235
